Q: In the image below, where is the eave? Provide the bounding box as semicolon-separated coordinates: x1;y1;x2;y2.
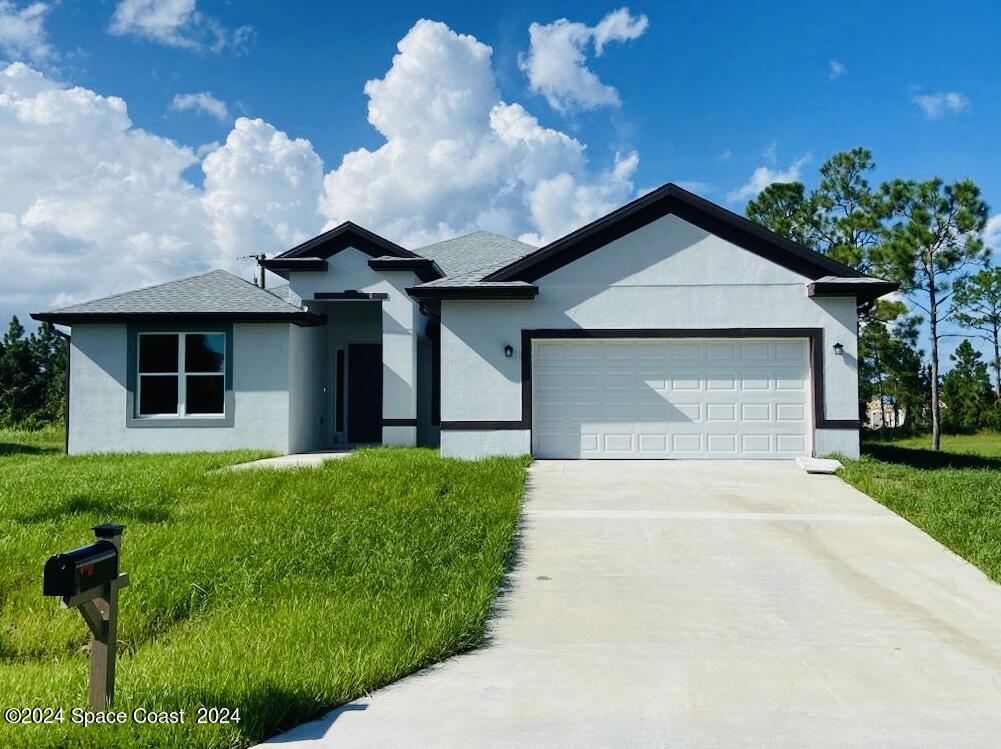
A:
406;284;539;301
259;258;328;273
808;278;899;302
368;256;444;282
30;311;326;327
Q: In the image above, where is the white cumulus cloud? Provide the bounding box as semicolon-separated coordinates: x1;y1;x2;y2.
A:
727;154;811;203
202;117;325;255
109;0;251;53
0;0;53;62
828;60;846;79
2;18;640;324
0;62;324;321
171;91;229;121
321;19;638;246
520;7;648;113
910;90;969;119
985;214;1001;253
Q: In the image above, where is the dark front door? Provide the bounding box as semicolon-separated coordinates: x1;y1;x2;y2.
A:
347;343;382;444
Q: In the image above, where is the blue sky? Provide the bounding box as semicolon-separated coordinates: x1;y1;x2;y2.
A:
46;1;1000;200
2;0;999;364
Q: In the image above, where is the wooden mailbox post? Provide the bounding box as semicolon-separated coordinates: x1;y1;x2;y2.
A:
43;523;130;710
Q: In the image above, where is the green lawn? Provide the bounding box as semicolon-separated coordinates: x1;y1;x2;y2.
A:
0;429;529;748
865;431;1001;458
838;431;1001;583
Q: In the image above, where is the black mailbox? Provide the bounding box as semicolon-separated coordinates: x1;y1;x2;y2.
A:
43;540;119;598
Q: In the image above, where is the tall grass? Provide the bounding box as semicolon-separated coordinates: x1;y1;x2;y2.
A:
0;432;529;748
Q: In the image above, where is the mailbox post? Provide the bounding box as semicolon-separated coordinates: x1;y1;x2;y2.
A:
43;523;130;710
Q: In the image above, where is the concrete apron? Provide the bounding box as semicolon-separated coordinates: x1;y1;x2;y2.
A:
265;460;1001;748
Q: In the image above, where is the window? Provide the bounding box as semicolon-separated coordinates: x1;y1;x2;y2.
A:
137;333;226;417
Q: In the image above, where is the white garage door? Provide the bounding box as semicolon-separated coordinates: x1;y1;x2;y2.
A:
532;338;812;459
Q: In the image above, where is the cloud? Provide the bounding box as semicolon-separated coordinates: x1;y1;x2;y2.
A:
171;91;229;121
520;7;648;113
321;19;638;246
717;148;732;162
109;0;252;53
0;62;325;321
202;117;325;255
828;60;845;79
985;214;1001;252
2;19;641;323
910;90;969;119
727;154;811;203
0;0;54;62
592;7;649;55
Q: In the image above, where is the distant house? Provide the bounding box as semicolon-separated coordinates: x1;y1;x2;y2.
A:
33;184;897;460
866;395;907;429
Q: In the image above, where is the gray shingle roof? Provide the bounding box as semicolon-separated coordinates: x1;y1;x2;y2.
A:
413;256;533;288
34;270;312;321
413;231;536;277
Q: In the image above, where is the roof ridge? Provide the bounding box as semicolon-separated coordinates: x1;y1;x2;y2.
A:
47;268;231;313
415;230;535;252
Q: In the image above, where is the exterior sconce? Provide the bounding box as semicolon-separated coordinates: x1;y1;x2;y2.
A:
503;344;514;358
833;342;845;356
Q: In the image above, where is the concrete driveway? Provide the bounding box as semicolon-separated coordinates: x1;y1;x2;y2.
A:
266;460;1001;748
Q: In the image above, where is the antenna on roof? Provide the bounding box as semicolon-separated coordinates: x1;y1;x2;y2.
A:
253;253;267;289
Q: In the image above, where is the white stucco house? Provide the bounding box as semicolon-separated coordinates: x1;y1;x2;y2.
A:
34;184;897;460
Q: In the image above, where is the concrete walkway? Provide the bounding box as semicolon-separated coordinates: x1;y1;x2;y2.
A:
265;460;1001;748
227;451;352;470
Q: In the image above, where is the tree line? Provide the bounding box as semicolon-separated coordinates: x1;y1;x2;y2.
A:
746;148;1001;448
0;318;67;428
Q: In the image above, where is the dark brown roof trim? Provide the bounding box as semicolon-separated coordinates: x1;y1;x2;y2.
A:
259;257;328;272
809;280;898;301
276;221;417;261
30;311;325;327
406;284;539;301
485;183;868;284
368;257;444;282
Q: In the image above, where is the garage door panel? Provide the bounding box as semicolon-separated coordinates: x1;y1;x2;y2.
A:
532;338;812;459
741;434;773;452
706;403;737;422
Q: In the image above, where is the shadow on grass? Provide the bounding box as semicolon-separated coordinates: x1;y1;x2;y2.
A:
189;685;368;746
863;443;1001;471
17;495;171;524
0;442;62;457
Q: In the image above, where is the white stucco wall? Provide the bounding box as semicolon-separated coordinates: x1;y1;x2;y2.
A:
68;323;292;454
440;214;861;459
288;323;325;453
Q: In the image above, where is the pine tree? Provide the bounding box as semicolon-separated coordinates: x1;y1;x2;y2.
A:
941;340;994;432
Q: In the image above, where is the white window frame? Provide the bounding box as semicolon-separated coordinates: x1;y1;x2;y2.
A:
136;332;227;419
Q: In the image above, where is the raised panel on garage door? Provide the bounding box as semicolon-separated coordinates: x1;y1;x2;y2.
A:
532;338;812;459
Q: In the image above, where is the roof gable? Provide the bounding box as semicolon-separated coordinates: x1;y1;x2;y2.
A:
276;221;417;260
485;183;868;283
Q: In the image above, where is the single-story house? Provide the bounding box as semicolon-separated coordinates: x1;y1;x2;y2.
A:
33;184;897;460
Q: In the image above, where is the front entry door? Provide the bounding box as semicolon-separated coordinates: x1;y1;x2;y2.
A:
346;343;383;444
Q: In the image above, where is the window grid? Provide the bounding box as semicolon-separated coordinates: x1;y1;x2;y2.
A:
137;332;225;418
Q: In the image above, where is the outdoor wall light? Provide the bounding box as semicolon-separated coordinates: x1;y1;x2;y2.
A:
833;342;845;356
504;344;514;358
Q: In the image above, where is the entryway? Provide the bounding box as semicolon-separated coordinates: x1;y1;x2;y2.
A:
331;342;382;446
